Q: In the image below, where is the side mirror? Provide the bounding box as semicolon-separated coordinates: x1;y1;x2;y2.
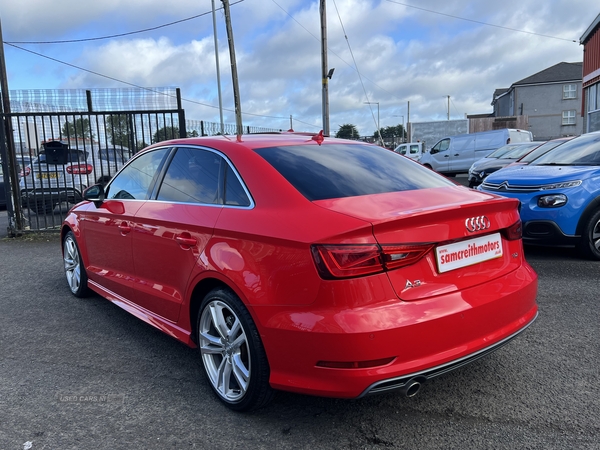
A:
83;184;105;207
430;148;438;155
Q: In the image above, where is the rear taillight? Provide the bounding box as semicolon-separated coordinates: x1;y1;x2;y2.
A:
380;244;434;270
66;164;93;175
311;243;432;279
502;219;522;241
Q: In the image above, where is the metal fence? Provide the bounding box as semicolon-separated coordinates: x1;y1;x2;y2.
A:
0;108;187;233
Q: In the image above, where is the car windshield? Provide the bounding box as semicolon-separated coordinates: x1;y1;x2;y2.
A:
501;143;541;159
38;150;87;164
519;139;570;163
99;148;126;163
254;143;454;201
486;144;519;158
532;133;600;166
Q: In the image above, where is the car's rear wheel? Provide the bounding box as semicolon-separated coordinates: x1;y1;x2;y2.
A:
578;209;600;260
197;288;274;411
63;231;90;297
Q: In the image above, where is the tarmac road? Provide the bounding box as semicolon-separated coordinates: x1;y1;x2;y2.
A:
0;232;598;449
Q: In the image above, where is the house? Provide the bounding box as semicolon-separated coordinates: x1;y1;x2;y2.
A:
581;12;600;133
491;62;583;140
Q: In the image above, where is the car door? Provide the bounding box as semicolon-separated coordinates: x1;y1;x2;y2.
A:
130;146;226;322
448;134;476;172
427;138;451;172
82;148;169;302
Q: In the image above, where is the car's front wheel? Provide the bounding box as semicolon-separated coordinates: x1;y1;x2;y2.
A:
63;231;90;297
578;209;600;260
197;288;274;411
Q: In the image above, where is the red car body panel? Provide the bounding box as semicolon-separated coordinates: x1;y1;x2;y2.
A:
62;134;538;401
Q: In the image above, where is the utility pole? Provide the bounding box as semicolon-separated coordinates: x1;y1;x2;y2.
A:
0;17;23;234
447;95;450;120
320;0;330;136
211;0;224;135
407;101;410;141
221;0;243;135
289;115;293;131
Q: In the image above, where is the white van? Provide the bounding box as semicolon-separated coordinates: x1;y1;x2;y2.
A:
393;142;424;161
418;129;533;176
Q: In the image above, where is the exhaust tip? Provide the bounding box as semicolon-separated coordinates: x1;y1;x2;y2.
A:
401;378;423;398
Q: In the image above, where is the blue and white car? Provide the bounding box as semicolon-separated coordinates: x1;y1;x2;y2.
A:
479;131;600;259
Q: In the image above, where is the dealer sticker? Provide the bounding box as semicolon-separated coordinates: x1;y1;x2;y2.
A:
436;233;503;273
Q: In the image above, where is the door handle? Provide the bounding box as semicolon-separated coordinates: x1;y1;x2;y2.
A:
454;154;460;156
175;233;197;248
118;222;131;235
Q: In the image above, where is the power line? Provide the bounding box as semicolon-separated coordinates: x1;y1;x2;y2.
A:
5;1;245;45
385;0;578;43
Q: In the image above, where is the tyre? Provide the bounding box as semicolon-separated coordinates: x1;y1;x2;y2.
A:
63;231;91;297
29;199;55;215
577;209;600;260
197;288;274;411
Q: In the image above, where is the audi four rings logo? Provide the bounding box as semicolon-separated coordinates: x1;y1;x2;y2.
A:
465;216;491;232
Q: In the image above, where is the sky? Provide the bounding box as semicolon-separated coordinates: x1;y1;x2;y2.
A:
1;0;598;137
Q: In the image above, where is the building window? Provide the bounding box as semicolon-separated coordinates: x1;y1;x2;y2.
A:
562;110;576;125
588;84;597;112
563;84;577;99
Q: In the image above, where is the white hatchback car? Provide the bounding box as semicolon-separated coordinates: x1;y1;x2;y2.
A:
20;140;130;214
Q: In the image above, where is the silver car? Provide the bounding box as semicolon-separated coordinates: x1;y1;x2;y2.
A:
20;141;130;214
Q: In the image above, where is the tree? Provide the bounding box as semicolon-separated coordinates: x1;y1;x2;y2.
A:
187;130;199;138
106;114;131;147
62;118;93;140
152;126;180;143
372;124;406;140
335;124;360;139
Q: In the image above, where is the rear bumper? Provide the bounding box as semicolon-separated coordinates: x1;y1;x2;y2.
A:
257;263;538;398
359;311;537;397
21;187;83;204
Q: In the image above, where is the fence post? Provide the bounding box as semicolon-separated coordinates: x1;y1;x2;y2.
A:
176;88;186;138
86;90;93;112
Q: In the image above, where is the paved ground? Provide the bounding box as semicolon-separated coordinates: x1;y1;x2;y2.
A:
0;231;598;449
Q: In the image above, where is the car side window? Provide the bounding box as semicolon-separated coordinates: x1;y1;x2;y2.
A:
224;165;251;207
106;148;168;200
157;147;223;204
431;139;450;154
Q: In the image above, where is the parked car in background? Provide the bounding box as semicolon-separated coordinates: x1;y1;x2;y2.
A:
20;141;130;214
62;132;538;411
419;128;533;176
504;137;574;168
479;131;600;259
393;142;424;161
467;142;544;187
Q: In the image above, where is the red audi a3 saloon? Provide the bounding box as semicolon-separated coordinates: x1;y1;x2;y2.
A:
61;132;538;411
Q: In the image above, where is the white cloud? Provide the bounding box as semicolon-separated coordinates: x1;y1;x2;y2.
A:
3;0;597;136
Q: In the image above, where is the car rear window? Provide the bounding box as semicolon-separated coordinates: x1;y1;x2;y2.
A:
254;143;453;201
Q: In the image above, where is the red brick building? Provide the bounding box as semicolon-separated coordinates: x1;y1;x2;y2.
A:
581;12;600;132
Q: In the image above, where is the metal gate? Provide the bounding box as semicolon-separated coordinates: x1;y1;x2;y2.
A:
0;107;186;235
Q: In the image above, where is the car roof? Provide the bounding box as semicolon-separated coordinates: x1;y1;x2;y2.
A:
144;132;368;152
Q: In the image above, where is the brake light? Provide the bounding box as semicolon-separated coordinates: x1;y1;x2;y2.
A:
67;164;93;175
502;219;522;241
311;243;433;279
